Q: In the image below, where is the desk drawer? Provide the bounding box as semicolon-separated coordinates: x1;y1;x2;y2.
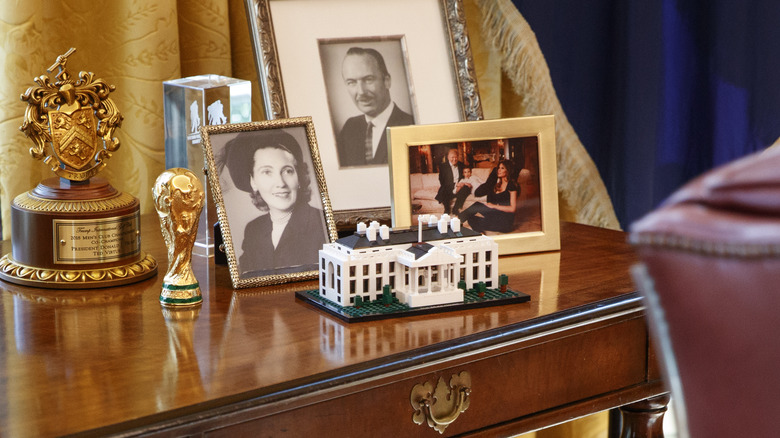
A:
205;315;649;437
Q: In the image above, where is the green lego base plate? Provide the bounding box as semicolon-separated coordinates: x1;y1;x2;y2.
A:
295;287;530;322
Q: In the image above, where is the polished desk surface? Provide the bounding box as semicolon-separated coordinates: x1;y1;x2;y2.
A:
0;220;658;437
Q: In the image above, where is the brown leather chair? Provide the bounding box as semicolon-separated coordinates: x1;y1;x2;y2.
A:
630;146;780;438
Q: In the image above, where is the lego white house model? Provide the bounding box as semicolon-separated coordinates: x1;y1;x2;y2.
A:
318;215;498;308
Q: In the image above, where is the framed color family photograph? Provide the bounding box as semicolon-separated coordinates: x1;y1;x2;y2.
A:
388;116;560;255
245;0;482;228
201;117;338;288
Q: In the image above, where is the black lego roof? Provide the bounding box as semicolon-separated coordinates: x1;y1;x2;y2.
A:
336;224;481;250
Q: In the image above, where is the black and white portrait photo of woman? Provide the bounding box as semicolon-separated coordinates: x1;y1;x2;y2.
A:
220;127;329;278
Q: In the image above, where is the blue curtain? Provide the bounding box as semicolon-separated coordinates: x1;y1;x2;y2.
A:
512;0;780;228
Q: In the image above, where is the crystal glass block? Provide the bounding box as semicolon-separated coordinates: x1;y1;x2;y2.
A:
163;75;251;256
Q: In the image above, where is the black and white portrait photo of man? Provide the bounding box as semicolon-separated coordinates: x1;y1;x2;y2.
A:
319;39;416;168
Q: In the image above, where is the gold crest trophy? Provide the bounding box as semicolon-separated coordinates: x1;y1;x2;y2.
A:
0;48;157;288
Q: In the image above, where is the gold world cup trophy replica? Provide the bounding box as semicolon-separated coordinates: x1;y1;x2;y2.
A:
153;168;204;306
0;48;157;288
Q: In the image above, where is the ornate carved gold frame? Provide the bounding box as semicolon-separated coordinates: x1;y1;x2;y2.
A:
244;0;483;229
200;117;339;289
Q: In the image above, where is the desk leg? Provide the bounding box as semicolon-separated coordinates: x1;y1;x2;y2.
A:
618;393;671;438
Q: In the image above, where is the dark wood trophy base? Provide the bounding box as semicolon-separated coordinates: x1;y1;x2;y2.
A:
0;177;157;289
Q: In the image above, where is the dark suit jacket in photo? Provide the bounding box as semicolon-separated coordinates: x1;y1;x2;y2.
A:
336;104;414;167
239;203;326;276
435;160;465;206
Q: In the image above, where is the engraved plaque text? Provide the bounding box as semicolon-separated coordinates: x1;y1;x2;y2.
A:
53;213;141;264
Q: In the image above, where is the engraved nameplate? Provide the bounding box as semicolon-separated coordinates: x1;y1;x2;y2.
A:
53;213;141;264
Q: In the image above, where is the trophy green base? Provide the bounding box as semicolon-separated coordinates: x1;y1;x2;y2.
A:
160;283;202;307
0;177;157;289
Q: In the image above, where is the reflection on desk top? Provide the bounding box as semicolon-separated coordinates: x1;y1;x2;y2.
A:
0;219;637;437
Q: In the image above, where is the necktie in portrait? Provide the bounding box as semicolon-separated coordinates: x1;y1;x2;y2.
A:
364;121;373;162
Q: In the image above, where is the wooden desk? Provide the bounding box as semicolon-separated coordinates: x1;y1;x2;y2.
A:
0;221;666;437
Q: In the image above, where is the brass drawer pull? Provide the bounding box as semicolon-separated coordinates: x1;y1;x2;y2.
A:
410;371;471;434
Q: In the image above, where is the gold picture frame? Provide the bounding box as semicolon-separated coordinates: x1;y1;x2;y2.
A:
244;0;483;229
388;116;560;255
201;117;338;288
